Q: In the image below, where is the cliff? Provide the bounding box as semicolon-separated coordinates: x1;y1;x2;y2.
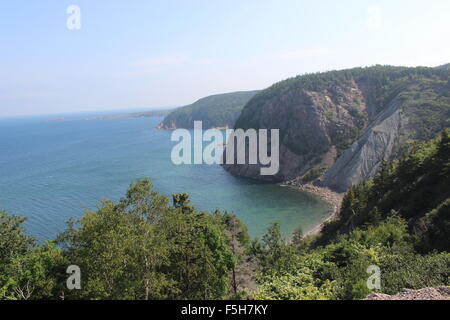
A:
156;90;259;130
223;65;450;191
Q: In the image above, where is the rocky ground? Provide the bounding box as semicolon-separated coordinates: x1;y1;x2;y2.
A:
365;287;450;300
282;178;344;237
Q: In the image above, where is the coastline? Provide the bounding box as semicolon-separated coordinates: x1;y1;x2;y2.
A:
281;179;344;238
155;123;230;130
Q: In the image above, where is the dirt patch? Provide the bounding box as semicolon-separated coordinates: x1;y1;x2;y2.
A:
365;287;450;300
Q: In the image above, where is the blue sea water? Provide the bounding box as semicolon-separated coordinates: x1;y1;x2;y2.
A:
0;114;329;240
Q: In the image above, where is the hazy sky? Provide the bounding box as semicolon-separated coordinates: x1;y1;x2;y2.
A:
1;0;450;117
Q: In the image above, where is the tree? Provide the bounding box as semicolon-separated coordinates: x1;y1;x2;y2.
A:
218;212;253;297
2;242;66;300
251;223;296;274
57;180;174;300
435;129;450;178
0;210;34;266
57;179;236;300
0;211;65;300
291;226;304;245
172;193;194;214
161;210;235;299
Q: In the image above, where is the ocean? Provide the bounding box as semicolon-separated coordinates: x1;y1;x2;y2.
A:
0;113;329;240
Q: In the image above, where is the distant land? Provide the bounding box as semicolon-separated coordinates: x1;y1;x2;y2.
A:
156;90;260;130
48;109;173;123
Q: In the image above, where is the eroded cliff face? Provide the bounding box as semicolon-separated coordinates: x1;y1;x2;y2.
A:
223;66;450;191
224;80;370;183
323;96;406;192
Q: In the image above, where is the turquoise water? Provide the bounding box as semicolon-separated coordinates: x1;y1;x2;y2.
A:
0;114;329;239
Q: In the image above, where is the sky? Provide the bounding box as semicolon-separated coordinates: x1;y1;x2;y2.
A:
1;0;450;117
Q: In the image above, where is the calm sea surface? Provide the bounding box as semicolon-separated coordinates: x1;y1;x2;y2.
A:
0;113;329;239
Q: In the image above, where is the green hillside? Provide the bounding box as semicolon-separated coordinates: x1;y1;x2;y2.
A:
317;129;450;251
157;90;259;129
437;63;450;70
251;131;450;300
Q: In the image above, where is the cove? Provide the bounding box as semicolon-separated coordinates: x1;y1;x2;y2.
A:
0;115;330;240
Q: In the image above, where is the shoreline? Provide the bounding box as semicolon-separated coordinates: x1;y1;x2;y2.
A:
281;179;344;238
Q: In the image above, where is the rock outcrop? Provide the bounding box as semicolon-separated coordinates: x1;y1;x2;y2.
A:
223;65;450;191
323;95;406;192
224;78;369;182
365;287;450;300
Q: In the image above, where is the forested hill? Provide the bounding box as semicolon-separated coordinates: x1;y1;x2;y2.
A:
156;90;259;129
438;63;450;70
316;129;450;252
250;131;449;300
224;65;450;192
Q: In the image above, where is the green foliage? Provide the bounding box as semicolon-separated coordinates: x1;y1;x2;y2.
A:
219;211;250;248
0;211;66;300
414;199;450;252
437;63;450;70
1;242;66;300
379;252;450;294
252;224;338;300
161;90;259;129
350;280;372;300
0;210;35;266
172;193;194;214
291;227;304;245
254;264;337;300
166;211;235;299
252;131;450;300
57;179;235;300
1;179;238;300
251;223;297;274
215;211;253;297
254;214;449;300
318;130;450;251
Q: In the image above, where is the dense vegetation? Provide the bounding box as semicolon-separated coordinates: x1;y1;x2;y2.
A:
252;217;449;300
251;130;449;300
438;63;450;70
0;180;250;300
158;90;259;129
317;129;450;251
